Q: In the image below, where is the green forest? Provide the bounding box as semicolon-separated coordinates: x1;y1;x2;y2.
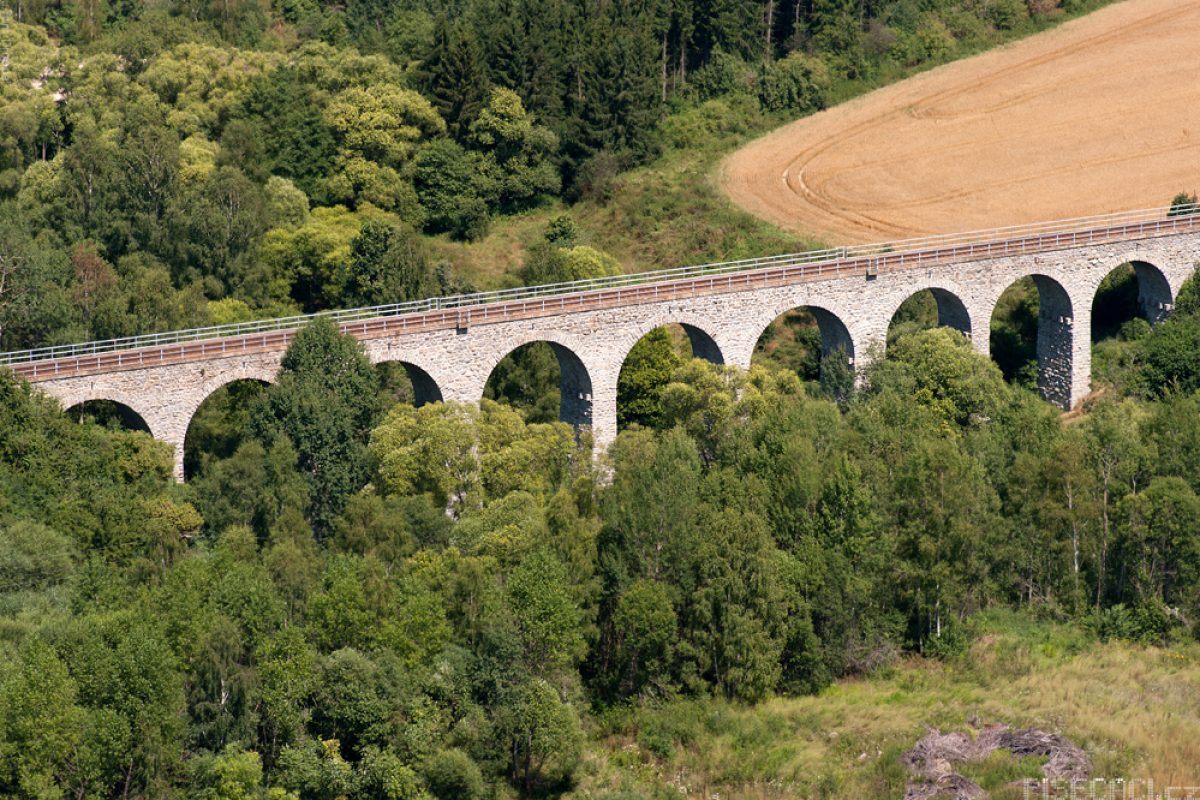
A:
7;278;1200;796
0;0;1122;350
5;0;1200;796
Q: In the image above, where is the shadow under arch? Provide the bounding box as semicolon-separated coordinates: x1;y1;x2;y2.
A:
678;323;724;365
991;274;1074;408
753;304;855;385
618;317;727;367
485;340;594;431
889;287;972;339
1106;260;1174;329
182;377;272;480
376;360;444;408
64;399;152;434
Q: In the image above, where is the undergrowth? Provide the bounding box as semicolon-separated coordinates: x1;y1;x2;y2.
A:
571;610;1200;800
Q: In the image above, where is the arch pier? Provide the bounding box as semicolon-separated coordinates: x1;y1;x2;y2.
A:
1026;275;1077;408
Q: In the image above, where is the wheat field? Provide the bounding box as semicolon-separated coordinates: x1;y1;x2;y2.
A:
719;0;1200;245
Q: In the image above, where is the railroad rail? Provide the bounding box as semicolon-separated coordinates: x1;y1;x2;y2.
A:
4;204;1199;382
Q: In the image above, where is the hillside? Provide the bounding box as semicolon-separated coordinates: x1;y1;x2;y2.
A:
720;0;1200;244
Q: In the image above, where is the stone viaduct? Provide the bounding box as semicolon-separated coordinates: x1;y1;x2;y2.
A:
5;213;1199;479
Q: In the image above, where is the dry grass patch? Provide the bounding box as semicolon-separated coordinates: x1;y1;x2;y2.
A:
429;208;563;291
990;641;1200;787
573;618;1200;800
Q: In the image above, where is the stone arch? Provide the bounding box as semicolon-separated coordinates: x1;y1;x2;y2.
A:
679;323;724;365
373;360;444;407
181;376;273;480
1102;259;1174;326
180;365;282;439
992;273;1076;408
1130;261;1175;325
63;398;153;435
58;386;159;435
806;306;855;372
484;338;595;432
192;367;279;411
748;301;856;381
1089;259;1175;344
1109;247;1187;305
888;284;972;338
614;316;728;369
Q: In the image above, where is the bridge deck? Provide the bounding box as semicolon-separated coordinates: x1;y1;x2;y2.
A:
7;211;1200;383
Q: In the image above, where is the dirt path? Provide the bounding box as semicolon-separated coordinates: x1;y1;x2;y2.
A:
719;0;1200;245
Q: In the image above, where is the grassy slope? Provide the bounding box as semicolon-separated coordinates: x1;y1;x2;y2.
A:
569;611;1200;800
434;95;816;292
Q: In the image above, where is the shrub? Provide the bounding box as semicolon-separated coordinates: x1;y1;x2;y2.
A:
690;52;754;101
923;623;970;660
756;53;829;114
637;728;674;759
423;749;485;800
916;16;956;61
1119;318;1150;341
1169;191;1198;217
414;139;490;241
571;151;631;202
661;97;757;150
1026;0;1061;19
983;0;1027;29
1140;314;1200;397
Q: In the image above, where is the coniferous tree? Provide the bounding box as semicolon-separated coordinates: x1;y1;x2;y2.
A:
240;68;337;203
522;0;568;129
481;0;528;91
248;318;381;535
418;18;489;141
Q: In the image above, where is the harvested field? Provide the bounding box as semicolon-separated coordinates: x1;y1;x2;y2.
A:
719;0;1200;245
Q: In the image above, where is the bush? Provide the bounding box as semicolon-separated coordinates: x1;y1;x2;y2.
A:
982;0;1027;29
1139;315;1200;396
1119;318;1150;342
690;52;754;101
637;728;674;759
660;97;758;150
543;215;580;247
414;139;490;241
756;53;829;114
915;15;955;61
1091;604;1133;641
1026;0;1061;20
571;151;631;202
923;623;970;660
1169;191;1198;217
632;700;708;758
423;749;485;800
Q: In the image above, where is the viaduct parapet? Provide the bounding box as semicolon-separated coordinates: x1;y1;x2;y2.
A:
7;213;1199;479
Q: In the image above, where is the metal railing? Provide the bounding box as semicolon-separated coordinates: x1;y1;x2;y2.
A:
2;203;1198;371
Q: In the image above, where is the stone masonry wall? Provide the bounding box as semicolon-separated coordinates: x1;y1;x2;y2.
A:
30;231;1200;480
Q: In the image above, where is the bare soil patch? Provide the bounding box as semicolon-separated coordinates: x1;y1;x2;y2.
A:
719;0;1200;245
